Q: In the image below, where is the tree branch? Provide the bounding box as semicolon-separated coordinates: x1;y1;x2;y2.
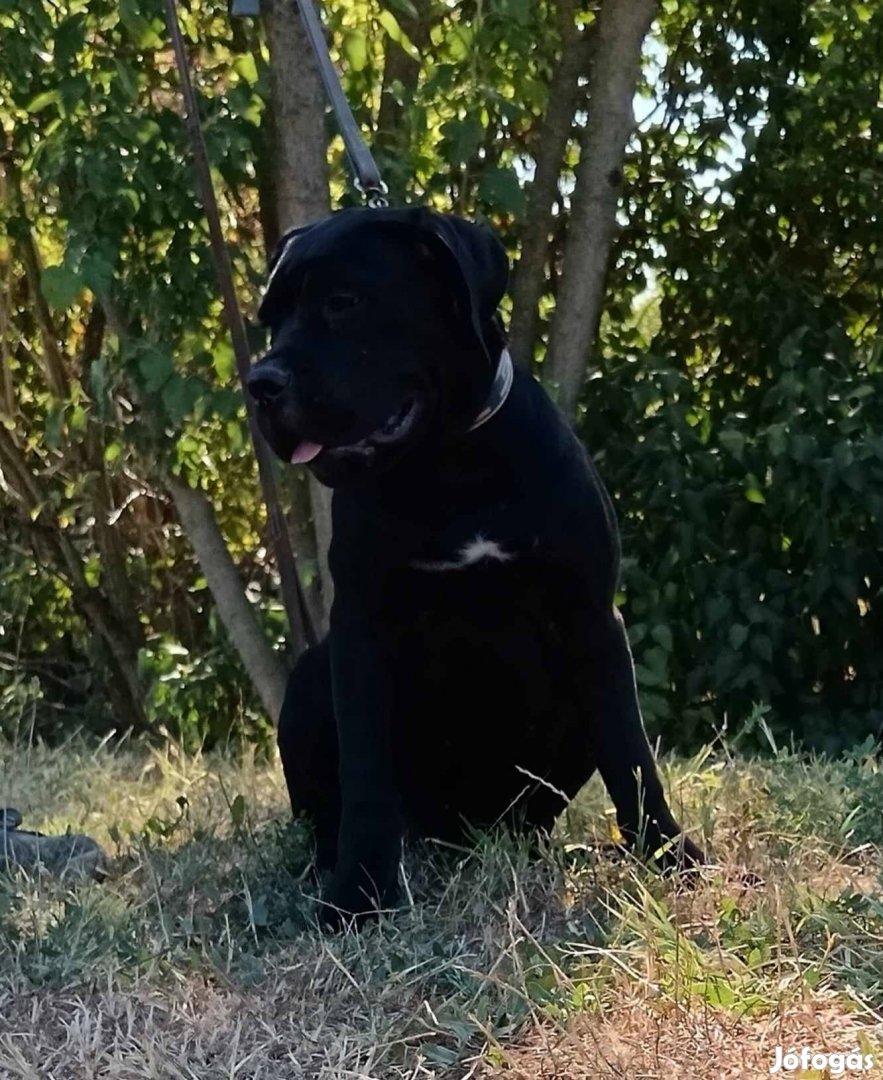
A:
1;136;70;400
509;1;593;368
0;424;149;731
167;475;288;720
545;0;657;418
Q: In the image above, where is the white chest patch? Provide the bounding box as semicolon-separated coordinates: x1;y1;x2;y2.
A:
411;535;513;573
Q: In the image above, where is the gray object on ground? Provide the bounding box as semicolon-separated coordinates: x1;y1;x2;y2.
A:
1;807;107;880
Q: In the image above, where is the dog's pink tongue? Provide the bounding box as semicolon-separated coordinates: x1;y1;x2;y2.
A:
290;441;323;465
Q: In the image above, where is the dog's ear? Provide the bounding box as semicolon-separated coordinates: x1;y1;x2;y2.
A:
416;212;509;358
267;223;317;278
258;222;320;324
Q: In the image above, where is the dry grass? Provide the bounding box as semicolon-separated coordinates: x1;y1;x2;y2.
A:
2;735;883;1078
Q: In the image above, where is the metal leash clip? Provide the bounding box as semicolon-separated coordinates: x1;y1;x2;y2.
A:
355;177;390;210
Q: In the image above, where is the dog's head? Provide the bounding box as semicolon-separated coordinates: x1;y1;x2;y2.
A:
247;207;508;486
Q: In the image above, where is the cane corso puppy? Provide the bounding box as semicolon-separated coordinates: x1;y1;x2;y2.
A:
248;206;705;922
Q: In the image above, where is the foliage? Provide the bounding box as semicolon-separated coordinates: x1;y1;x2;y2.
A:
0;0;880;750
0;0;277;743
590;0;883;750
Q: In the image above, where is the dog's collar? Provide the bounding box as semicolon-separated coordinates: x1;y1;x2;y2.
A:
468;349;513;432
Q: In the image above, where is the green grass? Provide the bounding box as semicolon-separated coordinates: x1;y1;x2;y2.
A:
1;734;883;1077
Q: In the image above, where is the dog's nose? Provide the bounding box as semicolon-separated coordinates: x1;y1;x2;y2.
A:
247;362;291;406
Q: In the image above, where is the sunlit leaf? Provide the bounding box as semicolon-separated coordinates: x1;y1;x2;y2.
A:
342;30;369;72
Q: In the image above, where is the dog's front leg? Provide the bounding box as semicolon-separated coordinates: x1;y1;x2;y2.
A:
582;606;706;871
324;605;403;925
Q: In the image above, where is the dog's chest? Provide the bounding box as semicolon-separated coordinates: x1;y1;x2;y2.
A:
410;535;513;573
402;449;522;572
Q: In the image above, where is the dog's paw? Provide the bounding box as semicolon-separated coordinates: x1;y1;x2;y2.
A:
316;870;397;931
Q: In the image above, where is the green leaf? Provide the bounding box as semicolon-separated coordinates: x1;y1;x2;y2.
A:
441;116;484;164
706;596;730;625
80;251;115;296
644;645;668;675
744;476;766;504
162;374;203;423
832;442;854;471
379;0;418;18
89;359;110;412
446;24;474;61
702;976;736;1008
211;389;242;421
134;119;161;145
506;0;532;23
766;423;787;458
212;342;236;383
641;691;672;721
27;89;61;114
751;635;772;663
233;53;259;86
119;0;161;48
45;404;65;449
342;30;369;72
719;429;745;459
635;663;666;688
728;624;749;650
138;348;174;393
422;1044;459;1066
651;625;673;653
41;265;83;310
60;74;89;114
377;10;420;61
69;405;88;432
478;166;524;214
114;59;139;102
55;15;86;66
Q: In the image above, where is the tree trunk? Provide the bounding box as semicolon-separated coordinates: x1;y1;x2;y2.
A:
79;300;145;655
375;0;433;205
308;472;333;618
167;476;288;720
508;1;591;368
263;0;334;627
544;0;657;419
263;0;331;229
287;469;327;635
0;164;14;416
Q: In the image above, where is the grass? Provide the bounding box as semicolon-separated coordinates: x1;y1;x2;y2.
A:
1;734;883;1078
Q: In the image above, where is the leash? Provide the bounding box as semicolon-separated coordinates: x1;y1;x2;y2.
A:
292;0;389;208
162;0;395;658
231;0;389;207
164;0;317;653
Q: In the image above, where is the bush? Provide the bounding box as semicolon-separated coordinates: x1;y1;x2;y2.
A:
586;327;883;753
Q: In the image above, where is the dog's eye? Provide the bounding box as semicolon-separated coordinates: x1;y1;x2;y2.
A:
324;291;362;317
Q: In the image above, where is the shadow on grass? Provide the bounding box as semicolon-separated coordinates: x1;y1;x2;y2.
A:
2;745;883;1075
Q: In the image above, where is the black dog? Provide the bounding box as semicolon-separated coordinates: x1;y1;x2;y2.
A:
248;207;705;921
